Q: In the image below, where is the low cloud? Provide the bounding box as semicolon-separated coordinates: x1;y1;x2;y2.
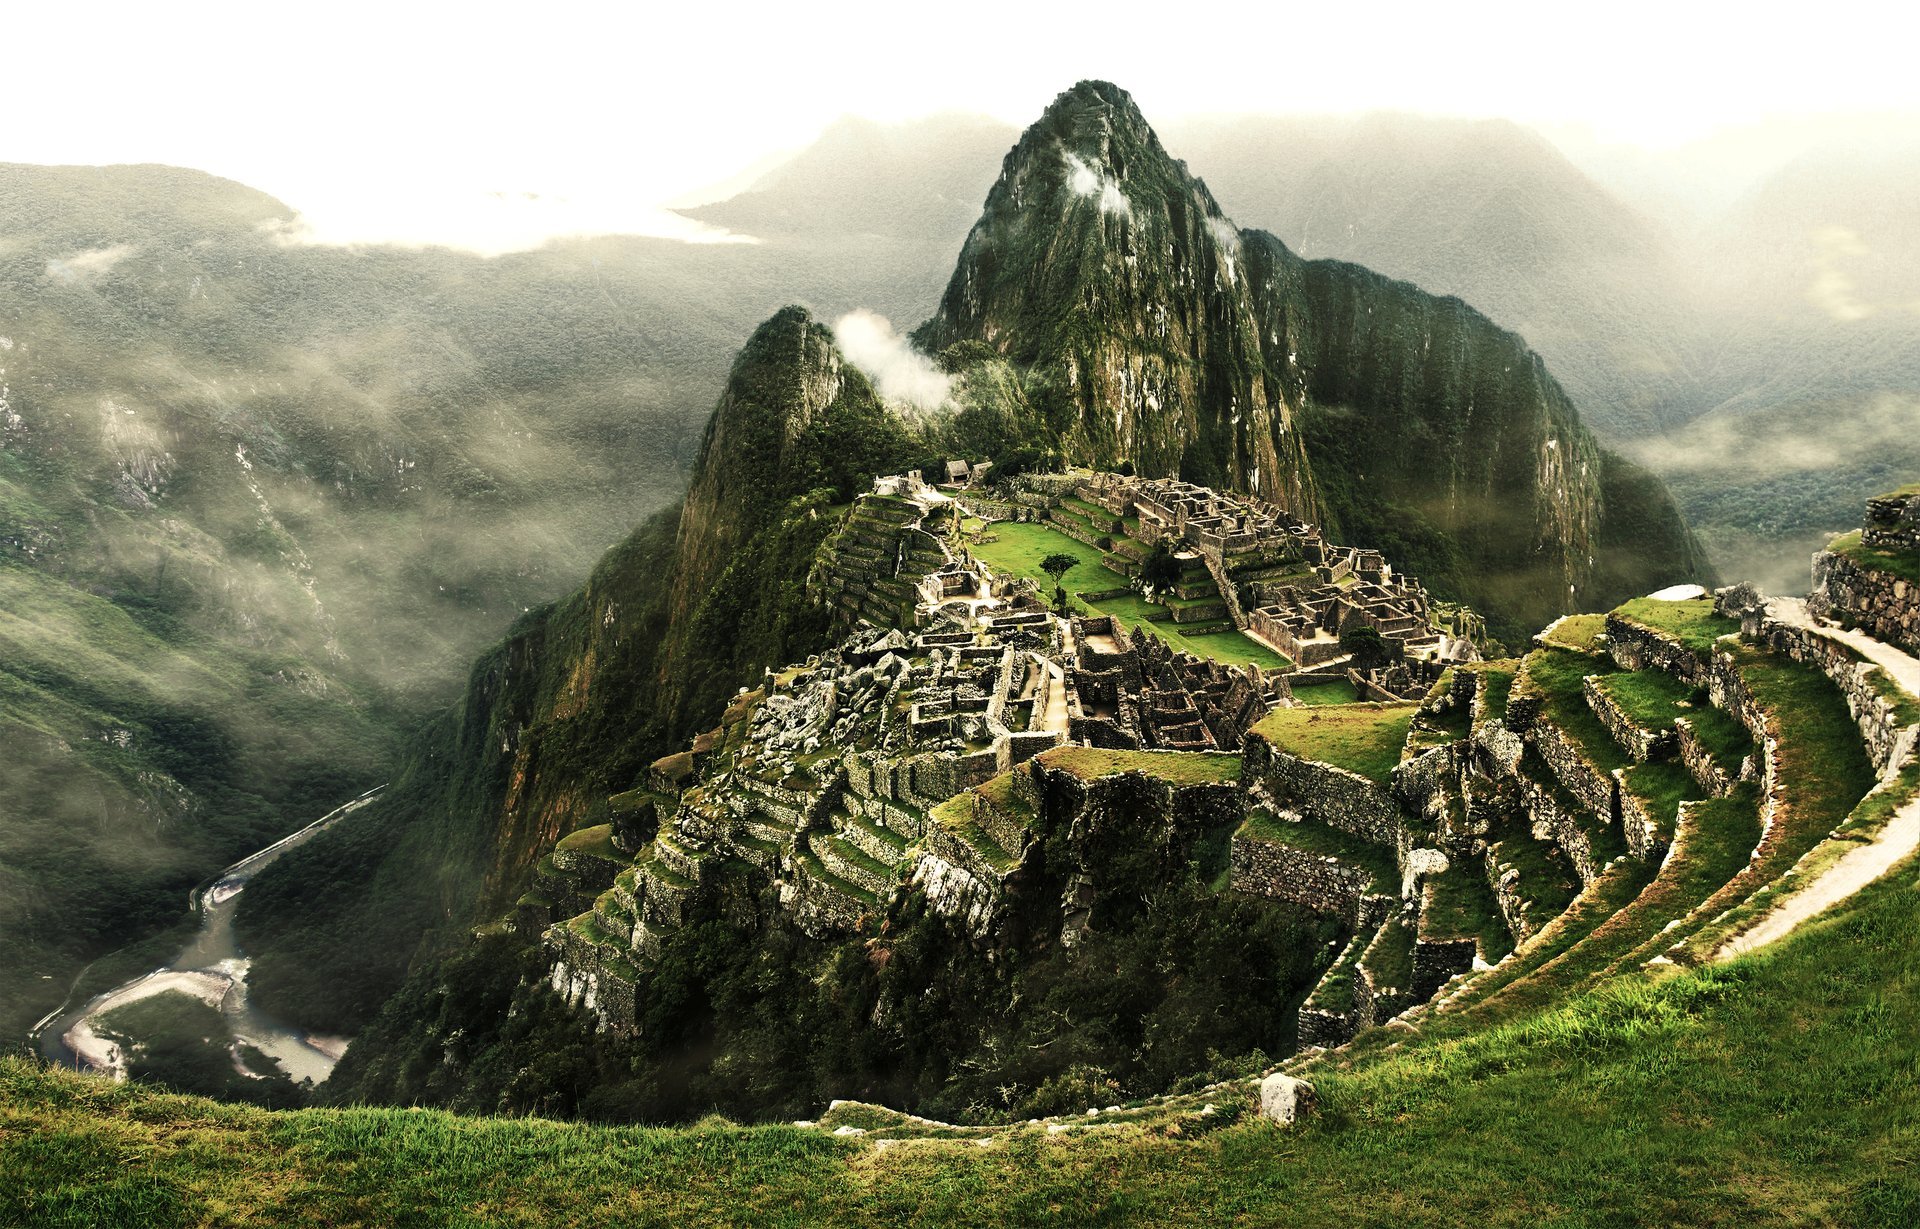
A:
1062;150;1132;218
832;310;952;414
45;244;137;284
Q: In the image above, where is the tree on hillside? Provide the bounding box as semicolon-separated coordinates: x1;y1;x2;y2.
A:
1140;542;1182;598
1041;553;1079;613
1340;623;1394;669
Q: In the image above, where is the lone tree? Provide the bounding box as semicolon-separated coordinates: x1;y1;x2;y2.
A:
1040;553;1079;613
1140;542;1183;597
1340;623;1394;669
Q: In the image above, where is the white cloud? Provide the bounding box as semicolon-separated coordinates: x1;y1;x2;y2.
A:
832;310;953;413
1061;151;1132;218
45;244;137;284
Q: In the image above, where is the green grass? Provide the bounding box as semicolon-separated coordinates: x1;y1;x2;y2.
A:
1238;812;1399;892
968;522;1289;670
1518;649;1628;773
1422;865;1514;962
1362;916;1416;991
1250;704;1415;784
1611;597;1741;655
1684;703;1755;775
927;795;1018;874
1294;678;1360;706
1485;824;1578;920
1829;528;1920;585
554;824;622;862
1306;929;1372;1014
1539;613;1606;653
1594;670;1696;733
1036;746;1242;785
1619;761;1702;843
1478;664;1516;722
10;844;1920;1224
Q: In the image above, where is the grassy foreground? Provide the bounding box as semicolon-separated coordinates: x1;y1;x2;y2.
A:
11;846;1917;1227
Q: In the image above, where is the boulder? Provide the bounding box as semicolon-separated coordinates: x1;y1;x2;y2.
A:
1258;1073;1317;1126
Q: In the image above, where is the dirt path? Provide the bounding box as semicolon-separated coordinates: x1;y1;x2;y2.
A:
1714;600;1920;960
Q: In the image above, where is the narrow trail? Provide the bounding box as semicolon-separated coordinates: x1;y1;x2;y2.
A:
1715;598;1920;961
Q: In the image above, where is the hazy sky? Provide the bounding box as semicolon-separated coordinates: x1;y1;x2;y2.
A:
11;0;1917;251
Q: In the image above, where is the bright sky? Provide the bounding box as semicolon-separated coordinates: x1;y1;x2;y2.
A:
10;0;1918;251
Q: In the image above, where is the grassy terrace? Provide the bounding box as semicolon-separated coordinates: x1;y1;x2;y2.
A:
1594;669;1694;732
1487;822;1578;920
1477;662;1517;722
1423;865;1514;962
1538;613;1606;652
968;521;1290;670
927;794;1017;873
1362;916;1416;991
1829;527;1920;586
1036;746;1242;785
1620;761;1701;843
1306;928;1373;1015
1685;702;1755;774
1295;677;1360;706
555;824;622;861
1520;649;1627;773
1668;646;1877;927
1249;703;1416;785
12;845;1920;1224
1458;786;1764;1028
1611;596;1741;655
1239;811;1399;892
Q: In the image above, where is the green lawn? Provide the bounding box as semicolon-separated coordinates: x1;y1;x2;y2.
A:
1539;613;1606;653
1249;704;1416;784
1294;678;1360;706
1611;597;1741;655
1037;746;1243;785
969;522;1289;670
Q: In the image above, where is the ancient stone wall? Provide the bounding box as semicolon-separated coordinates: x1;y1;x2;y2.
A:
1244;737;1402;845
1673;717;1746;798
1412;936;1476;1000
1529;719;1617;824
1750;615;1920;777
1863;491;1920;553
1584;676;1678;763
1228;833;1395;927
1605;613;1711;686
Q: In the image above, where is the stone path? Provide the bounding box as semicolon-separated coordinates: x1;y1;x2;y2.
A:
1715;599;1920;960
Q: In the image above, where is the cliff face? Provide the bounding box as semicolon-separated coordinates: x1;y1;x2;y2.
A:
239;309;909;1028
916;81;1318;515
922;81;1705;635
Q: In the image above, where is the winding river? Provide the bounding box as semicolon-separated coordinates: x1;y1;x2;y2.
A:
31;785;384;1085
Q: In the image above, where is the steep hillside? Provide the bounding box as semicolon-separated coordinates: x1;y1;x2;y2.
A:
1163;113;1699;439
7;684;1918;1225
236;309;928;1028
237;81;1706;1054
922;83;1705;635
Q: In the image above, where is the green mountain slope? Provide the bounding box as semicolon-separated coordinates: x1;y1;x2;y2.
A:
7;845;1916;1226
235;81;1708;1060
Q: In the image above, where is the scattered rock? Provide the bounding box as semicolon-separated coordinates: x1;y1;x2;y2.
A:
1258;1073;1316;1126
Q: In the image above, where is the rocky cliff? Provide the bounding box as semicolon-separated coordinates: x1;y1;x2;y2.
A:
920;82;1706;637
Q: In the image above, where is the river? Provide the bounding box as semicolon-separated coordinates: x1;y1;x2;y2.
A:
31;785;384;1085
